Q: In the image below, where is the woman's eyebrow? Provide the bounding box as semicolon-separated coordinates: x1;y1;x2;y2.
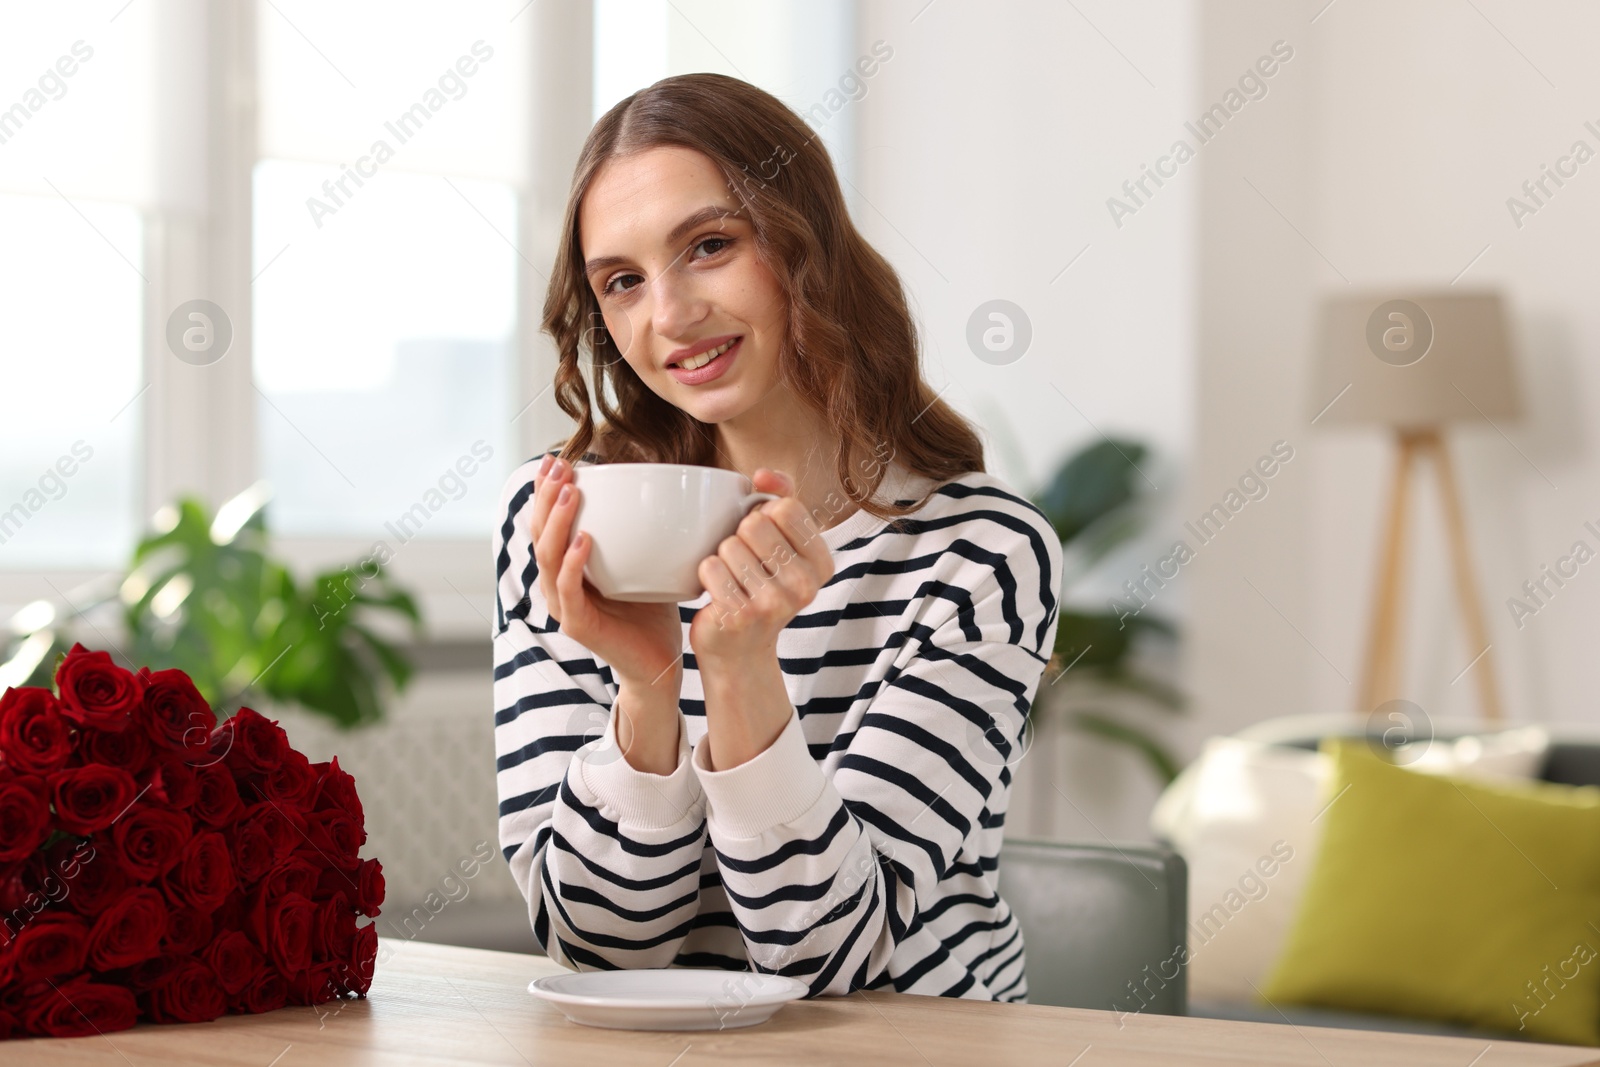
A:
583;204;745;279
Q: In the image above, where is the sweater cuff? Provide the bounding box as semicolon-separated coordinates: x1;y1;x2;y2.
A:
575;709;703;831
693;712;828;838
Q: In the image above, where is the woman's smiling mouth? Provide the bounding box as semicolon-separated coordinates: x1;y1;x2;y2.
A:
666;336;742;385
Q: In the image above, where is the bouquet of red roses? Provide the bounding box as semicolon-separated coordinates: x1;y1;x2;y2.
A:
0;644;383;1038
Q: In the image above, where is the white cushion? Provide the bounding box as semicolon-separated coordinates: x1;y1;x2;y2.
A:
1394;726;1549;780
1152;725;1550;1004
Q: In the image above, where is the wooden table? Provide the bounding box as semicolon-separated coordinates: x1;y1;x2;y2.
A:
10;939;1600;1066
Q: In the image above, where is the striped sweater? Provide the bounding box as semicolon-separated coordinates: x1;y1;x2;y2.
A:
491;451;1063;1001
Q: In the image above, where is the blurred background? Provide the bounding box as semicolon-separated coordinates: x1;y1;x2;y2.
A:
2;0;1596;969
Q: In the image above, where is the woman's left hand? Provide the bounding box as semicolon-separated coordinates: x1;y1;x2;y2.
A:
688;468;836;667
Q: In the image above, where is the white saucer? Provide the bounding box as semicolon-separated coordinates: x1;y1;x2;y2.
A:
528;969;809;1031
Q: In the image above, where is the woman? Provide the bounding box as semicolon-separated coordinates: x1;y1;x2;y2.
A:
492;73;1061;1002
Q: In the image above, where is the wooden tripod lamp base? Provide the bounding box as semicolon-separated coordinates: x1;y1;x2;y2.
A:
1312;291;1520;724
1357;427;1503;722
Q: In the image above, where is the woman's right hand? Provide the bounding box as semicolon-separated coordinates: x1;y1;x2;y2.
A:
529;453;685;699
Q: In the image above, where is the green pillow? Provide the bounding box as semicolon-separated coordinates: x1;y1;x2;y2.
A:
1259;738;1600;1046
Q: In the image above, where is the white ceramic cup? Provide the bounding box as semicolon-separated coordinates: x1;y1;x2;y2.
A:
571;463;779;603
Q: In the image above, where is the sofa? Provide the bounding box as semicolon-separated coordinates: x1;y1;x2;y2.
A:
1167;713;1600;1038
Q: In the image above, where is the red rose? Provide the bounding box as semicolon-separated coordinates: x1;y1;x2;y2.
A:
20;972;137;1037
232;964;287;1015
55;644;144;731
0;688;71;776
229;819;277;888
310;756;364;823
285;960;342;1005
141;759;197;810
211;888;246;933
202;929;262;996
0;774;49;863
66;851;130;918
51;835;96;874
85;886;168;970
310;858;381;919
3;859;90;952
246;891;315;974
11;912;89;981
314;893;357;961
139;669;215;756
0;857;38;915
242;800;304;865
128;950;186;993
216;707;288;776
256;856;319;907
107;806;193;881
160;905;213;956
48;764;137;835
160;831;235;912
263;748;315;808
344;921;378;996
141;956;226;1024
314;864;351;906
303;809;365;870
354;857;384;917
77;724;153;777
191;761;245;828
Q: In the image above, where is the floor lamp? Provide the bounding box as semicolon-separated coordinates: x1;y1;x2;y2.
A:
1311;291;1521;723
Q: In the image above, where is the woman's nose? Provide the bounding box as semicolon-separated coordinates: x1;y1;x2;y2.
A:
650;265;709;339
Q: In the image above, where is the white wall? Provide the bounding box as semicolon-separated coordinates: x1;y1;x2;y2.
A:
1188;0;1600;748
1181;2;1320;758
856;0;1196;494
856;0;1198;842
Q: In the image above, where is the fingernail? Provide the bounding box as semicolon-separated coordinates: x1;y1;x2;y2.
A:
552;458;568;479
558;484;572;504
538;453;552;476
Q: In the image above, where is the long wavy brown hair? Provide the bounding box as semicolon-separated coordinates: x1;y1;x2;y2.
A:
542;72;984;520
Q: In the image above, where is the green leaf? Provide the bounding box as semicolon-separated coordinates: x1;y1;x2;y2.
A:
1032;438;1150;547
1091;664;1185;711
108;492;423;732
346;623;415;692
1050;610;1173;671
1070;710;1181;785
1063;509;1148;581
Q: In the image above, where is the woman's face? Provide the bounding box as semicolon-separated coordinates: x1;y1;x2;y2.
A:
579;146;787;428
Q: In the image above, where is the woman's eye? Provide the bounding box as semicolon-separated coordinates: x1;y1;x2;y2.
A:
692;236;732;260
602;272;642;296
601;237;732;297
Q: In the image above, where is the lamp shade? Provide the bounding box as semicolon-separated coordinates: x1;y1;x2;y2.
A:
1310;290;1520;428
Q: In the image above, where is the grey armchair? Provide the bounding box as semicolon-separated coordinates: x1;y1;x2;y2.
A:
999;839;1187;1015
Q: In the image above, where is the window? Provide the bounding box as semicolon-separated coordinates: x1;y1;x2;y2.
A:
0;195;142;567
0;0;857;639
251;163;517;539
0;3;154;570
253;1;530;541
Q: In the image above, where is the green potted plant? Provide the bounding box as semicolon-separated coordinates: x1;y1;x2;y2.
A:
0;483;422;729
1028;438;1184;783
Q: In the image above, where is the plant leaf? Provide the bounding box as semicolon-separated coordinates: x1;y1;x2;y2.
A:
113;492;421;732
1032;438;1149;546
1070;710;1180;784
